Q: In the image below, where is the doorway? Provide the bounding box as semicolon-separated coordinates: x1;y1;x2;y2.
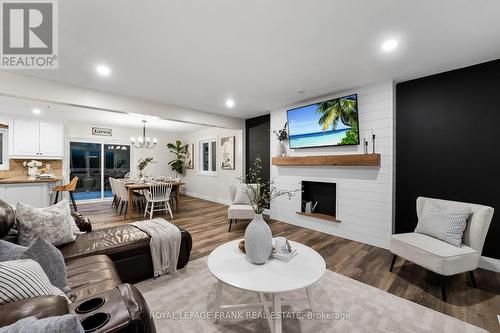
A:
69;141;131;201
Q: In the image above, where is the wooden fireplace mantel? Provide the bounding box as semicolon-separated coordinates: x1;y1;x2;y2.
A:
272;154;380;167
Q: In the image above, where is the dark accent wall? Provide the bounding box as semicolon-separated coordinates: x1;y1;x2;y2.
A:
396;59;500;259
245;115;270;185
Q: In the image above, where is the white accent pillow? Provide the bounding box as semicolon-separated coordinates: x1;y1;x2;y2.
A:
16;200;77;247
233;186;251;205
414;203;471;247
0;259;68;305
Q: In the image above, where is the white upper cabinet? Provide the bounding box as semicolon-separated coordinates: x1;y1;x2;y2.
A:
39;122;64;157
9;119;64;159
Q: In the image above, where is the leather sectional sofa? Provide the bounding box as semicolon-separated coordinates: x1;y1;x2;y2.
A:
0;199;193;332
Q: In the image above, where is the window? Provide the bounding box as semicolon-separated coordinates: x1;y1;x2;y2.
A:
199;138;217;176
0;128;9;171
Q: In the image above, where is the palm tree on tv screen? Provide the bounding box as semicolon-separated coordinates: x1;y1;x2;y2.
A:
316;97;358;131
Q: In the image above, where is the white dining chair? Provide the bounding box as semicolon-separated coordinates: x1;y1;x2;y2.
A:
115;180;130;217
144;180;174;220
109;177;119;210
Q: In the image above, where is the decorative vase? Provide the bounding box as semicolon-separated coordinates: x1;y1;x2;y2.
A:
244;214;272;265
27;166;40;177
280;141;287;157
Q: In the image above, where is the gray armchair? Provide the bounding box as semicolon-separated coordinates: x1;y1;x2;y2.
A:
390;197;494;301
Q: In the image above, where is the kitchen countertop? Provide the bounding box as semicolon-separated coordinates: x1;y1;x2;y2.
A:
0;176;63;184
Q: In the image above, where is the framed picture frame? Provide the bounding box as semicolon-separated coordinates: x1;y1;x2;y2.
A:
220;136;235;170
185;143;194;169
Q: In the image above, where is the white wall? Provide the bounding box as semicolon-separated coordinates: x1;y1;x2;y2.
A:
270;81;394;249
180;127;244;205
64;122;184;179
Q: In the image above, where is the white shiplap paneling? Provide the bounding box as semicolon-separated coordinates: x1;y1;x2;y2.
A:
270;81;394;249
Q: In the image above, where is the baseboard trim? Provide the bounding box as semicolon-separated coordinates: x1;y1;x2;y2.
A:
184;191;231;206
479;256;500;273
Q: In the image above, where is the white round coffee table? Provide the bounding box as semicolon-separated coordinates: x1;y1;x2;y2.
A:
207;239;326;333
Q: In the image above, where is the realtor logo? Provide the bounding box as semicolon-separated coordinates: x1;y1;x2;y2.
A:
0;0;58;69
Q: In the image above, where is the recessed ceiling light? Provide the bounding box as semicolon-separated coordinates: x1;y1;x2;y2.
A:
297;90;306;94
32;108;41;114
381;39;398;52
96;65;111;76
225;99;235;108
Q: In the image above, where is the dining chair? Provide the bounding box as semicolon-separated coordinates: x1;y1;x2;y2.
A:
144;180;174;220
53;176;79;211
108;177;119;210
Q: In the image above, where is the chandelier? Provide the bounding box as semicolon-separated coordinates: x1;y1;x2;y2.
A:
130;120;157;149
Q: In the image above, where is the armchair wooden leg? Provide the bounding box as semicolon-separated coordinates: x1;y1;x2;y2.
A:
389;254;397;272
53;191;59;205
440;275;448;302
468;271;477;288
228;219;233;232
69;192;78;211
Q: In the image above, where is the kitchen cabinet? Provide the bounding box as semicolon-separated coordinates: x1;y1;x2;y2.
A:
9;119;64;159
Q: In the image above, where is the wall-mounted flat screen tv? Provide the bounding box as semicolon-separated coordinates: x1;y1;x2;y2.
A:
287;93;359;149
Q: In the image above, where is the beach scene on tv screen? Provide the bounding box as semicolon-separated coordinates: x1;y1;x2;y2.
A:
288;94;359;148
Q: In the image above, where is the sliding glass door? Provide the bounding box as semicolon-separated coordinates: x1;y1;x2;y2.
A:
70;142;130;201
104;145;131;198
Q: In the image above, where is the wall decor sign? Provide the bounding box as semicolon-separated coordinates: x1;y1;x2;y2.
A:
92;127;112;136
220;136;235;170
185;143;194;169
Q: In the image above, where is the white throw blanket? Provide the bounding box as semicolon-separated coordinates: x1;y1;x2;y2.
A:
131;218;182;277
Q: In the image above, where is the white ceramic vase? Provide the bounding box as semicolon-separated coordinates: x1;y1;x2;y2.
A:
280;141;287;157
244;213;272;265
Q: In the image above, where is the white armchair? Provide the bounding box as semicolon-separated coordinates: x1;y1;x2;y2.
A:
227;184;258;232
390;197;494;301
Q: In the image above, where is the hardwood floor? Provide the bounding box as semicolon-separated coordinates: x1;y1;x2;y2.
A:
79;196;500;332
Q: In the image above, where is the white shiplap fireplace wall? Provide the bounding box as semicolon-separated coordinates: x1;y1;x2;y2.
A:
270;81;395;249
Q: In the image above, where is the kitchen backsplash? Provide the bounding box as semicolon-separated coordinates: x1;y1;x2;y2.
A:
0;159;63;178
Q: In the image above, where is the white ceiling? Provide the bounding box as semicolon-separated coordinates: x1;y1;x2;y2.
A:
12;0;500;118
0;96;208;133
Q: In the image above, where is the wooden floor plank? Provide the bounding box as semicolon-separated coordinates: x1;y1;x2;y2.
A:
79;196;500;333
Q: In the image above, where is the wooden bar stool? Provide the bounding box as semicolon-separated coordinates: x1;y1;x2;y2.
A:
53;177;79;211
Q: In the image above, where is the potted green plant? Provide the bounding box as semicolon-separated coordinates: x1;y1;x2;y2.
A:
273;122;288;157
167;140;188;177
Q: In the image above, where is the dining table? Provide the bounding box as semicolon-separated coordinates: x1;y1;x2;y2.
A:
125;181;185;219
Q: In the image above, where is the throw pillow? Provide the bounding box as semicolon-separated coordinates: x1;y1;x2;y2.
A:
414;203;471;247
0;240;26;261
16;200;76;247
233;186;252;205
0;259;68;305
1;315;84;333
19;238;71;295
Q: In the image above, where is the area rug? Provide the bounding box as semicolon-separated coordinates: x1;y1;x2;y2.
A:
135;257;486;333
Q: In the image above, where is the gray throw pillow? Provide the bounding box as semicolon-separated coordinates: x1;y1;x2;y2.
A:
16;200;76;247
0;240;26;261
415;203;471;247
20;238;71;295
1;314;83;333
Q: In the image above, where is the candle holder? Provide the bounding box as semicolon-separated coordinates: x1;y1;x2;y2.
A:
364;139;368;154
372;134;376;154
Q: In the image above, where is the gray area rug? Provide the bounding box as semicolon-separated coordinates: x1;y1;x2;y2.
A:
136;257;486;333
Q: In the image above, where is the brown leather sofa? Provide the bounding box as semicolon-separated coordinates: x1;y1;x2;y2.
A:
0;199;193;332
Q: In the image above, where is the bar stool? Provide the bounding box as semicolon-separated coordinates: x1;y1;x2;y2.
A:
53;176;79;211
